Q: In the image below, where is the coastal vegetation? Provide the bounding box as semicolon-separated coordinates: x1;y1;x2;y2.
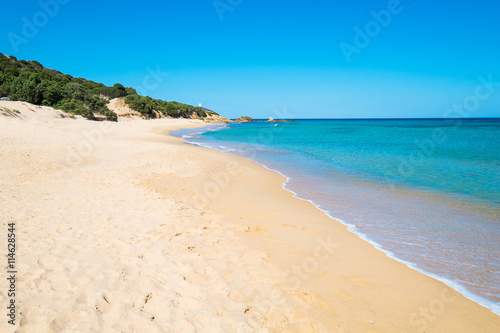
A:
124;94;210;119
0;53;216;121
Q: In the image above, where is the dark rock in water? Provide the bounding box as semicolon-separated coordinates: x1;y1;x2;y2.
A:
234;116;253;123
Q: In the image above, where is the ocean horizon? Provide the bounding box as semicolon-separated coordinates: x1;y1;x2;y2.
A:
173;118;500;315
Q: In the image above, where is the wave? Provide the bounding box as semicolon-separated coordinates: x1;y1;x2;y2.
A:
177;124;500;316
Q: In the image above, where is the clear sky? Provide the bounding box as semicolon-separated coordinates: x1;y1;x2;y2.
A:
1;0;499;119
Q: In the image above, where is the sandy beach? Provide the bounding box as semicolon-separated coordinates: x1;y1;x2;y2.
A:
1;101;499;332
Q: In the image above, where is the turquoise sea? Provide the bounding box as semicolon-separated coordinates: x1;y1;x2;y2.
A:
173;118;500;315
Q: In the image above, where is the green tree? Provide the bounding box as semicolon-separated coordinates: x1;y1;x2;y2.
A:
112;83;127;98
125;87;136;95
42;81;63;105
9;72;44;104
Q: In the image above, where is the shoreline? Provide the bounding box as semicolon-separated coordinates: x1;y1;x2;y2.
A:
1;103;499;331
257;161;500;317
165;124;500;331
178;123;500;317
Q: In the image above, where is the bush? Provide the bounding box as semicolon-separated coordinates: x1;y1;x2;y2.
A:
9;72;44;104
0;55;203;121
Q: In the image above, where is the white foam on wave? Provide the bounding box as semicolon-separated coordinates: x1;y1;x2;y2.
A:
173;123;229;140
274;163;500;316
180;130;500;316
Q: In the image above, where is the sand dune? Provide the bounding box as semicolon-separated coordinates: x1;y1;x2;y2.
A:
107;98;142;121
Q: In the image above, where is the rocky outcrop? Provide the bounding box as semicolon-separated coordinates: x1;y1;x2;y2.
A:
234;116;253;123
268;117;293;122
205;114;294;124
204;114;231;123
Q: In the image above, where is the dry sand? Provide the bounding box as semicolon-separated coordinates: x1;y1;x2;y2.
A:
0;101;498;332
106;98;142;121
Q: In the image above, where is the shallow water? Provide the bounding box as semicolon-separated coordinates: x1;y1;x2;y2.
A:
172;118;500;314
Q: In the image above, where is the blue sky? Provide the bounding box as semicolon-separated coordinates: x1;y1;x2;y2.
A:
1;0;499;118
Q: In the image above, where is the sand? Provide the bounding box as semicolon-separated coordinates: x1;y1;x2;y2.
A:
0;101;498;332
106;98;142;120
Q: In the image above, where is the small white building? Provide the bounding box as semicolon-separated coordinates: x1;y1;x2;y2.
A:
198;103;202;107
